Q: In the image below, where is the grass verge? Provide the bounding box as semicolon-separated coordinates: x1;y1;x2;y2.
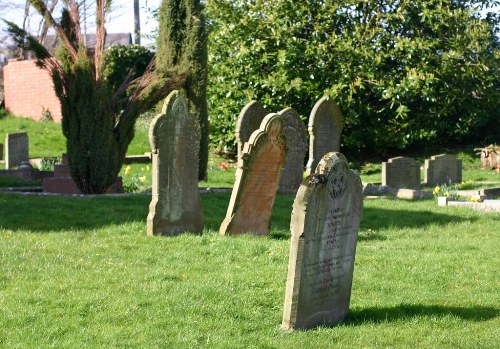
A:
0;194;498;348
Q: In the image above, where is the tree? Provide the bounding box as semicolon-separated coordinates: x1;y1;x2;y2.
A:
134;0;141;45
206;0;499;157
156;0;209;180
6;0;185;194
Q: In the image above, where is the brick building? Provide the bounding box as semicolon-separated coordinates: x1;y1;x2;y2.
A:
3;33;131;122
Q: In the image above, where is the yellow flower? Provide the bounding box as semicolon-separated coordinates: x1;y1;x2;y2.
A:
433;186;440;195
124;165;131;176
146;165;150;171
444;191;449;197
139;176;146;183
469;197;479;202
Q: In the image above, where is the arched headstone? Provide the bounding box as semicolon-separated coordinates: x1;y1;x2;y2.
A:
147;91;204;236
220;113;286;236
277;108;307;193
282;152;363;330
305;97;343;175
235;100;268;163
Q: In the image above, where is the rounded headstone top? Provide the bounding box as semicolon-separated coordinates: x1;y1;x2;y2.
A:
18;161;33;170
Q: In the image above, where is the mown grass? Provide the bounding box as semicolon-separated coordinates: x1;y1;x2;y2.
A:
0;113;150;158
0;193;498;348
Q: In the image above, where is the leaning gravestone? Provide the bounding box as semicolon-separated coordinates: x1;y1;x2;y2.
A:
235;100;268;162
220;113;286;236
424;154;462;186
305;97;343;175
382;156;421;189
277;108;307;193
147;90;204;236
282;152;363;330
5;132;29;169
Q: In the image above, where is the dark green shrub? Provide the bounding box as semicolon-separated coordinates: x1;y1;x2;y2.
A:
102;44;154;95
206;0;500;157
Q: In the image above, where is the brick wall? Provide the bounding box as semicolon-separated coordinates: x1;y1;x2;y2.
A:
4;59;62;122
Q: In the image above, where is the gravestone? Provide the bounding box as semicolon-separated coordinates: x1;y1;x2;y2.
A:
43;153;122;194
424;154;462;186
235;100;268;163
5;132;29;169
381;156;421;189
0;143;3;160
277;108;307;193
220;113;286;236
282;152;363;330
305;97;343;175
147;90;204;236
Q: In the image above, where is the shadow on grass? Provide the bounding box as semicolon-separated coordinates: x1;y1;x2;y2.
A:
0;192;478;234
360;206;477;231
0;193;151;232
346;304;499;325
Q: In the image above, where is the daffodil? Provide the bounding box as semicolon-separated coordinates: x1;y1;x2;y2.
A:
124;165;131;176
139;176;146;183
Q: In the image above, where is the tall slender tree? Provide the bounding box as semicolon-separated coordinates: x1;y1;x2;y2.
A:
134;0;141;45
156;0;209;180
6;0;185;194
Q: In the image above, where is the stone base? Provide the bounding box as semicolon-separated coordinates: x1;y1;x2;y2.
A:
43;176;123;194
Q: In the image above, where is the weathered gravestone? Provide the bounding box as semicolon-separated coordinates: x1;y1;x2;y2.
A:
305;97;343;175
147;91;204;236
277;108;307;193
424;154;462;186
235;100;268;162
220;113;286;236
282;152;363;330
382;156;421;189
5;132;29;169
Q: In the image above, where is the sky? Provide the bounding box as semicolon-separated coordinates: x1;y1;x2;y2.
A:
106;0;161;46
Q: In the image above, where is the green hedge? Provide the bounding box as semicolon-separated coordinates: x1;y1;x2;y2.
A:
206;0;499;157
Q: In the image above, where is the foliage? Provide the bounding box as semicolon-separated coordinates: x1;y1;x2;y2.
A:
206;0;500;157
101;44;154;95
39;156;60;171
433;183;460;200
121;164;150;193
0;108;8;119
157;0;209;180
5;1;185;194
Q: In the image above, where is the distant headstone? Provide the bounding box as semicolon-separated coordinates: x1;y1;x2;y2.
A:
235;100;268;163
43;153;122;194
5;132;29;169
381;156;421;189
305;97;343;175
220;113;286;236
278;108;307;193
424;154;462;186
282;152;363;330
147;91;204;236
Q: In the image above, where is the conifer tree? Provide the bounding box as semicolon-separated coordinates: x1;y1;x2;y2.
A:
156;0;209;180
6;0;185;194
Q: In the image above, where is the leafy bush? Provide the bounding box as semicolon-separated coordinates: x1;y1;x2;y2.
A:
102;44;154;95
206;0;500;157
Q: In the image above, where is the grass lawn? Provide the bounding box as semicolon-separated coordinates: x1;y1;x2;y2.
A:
0;113;150;158
0;193;498;348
